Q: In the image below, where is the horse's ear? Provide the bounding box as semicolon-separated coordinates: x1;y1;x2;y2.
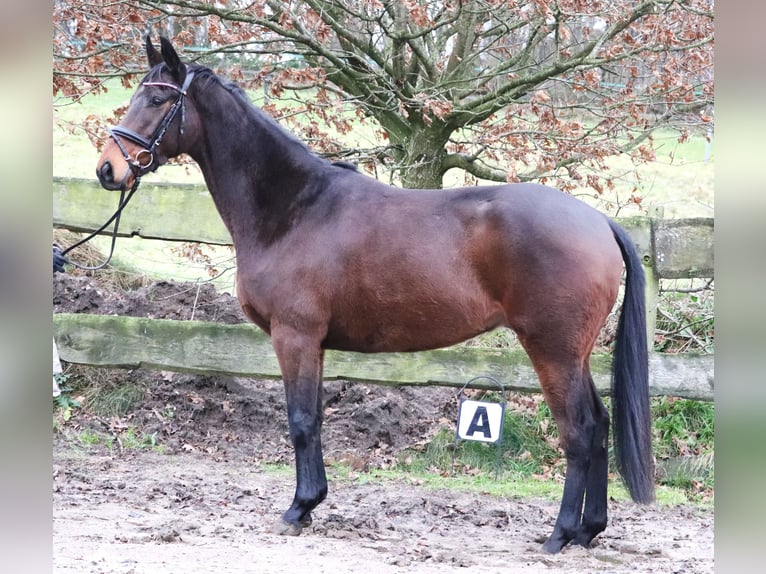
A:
146;36;163;68
159;36;186;86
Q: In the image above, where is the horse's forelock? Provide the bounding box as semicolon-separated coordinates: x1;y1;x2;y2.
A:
141;62;210;88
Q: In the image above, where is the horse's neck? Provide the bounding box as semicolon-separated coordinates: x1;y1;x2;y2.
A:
189;88;322;246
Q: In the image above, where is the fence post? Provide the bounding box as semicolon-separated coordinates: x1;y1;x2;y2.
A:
614;214;657;353
644;207;664;351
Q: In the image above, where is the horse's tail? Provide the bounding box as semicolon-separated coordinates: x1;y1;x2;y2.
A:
607;218;655;504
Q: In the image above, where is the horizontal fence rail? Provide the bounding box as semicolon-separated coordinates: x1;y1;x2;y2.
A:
53;178;714;400
53;178;714;278
53;314;714;400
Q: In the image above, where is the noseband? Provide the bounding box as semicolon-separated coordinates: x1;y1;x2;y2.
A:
109;69;196;173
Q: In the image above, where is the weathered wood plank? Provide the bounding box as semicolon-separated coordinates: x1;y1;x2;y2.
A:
53;313;714;401
653;218;714;279
52;179;714;280
53;177;232;245
615;216;653;263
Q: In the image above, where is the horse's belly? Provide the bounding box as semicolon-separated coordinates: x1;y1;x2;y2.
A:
323;298;506;353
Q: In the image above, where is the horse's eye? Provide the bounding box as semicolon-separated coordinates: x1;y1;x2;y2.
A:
150;95;165;106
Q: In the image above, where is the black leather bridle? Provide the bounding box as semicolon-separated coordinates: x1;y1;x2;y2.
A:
56;70;196;271
108;69;196;175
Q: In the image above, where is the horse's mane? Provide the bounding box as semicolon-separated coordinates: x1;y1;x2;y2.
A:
189;65;320;161
144;62;349;176
192;65;250;105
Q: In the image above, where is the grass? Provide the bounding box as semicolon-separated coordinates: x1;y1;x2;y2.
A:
86;382;145;418
650;396;714;502
57;365;146;417
322;461;694;507
52;361;711;506
53;79;713;217
73;427;163;452
53;373;162;454
400;401;559;477
599;143;713;219
387;392;714;506
53;365;156;451
653;397;715;458
83;235;237;291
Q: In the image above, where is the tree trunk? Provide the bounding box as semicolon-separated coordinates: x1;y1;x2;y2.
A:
393;124;452;190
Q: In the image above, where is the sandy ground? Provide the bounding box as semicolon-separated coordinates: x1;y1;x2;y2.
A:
53;449;713;574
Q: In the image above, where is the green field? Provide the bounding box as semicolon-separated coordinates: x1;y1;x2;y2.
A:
54;80;714;214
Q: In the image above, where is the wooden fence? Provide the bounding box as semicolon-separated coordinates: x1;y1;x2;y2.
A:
53;177;714;400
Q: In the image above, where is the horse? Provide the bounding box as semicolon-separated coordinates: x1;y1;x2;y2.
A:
96;36;654;554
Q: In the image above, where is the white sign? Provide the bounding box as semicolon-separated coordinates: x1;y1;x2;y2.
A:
456;399;505;444
53;338;62;397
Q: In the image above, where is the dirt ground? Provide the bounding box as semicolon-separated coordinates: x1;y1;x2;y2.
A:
53;273;714;573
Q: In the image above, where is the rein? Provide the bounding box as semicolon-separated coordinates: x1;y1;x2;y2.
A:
56;177;141;271
56;70;196;272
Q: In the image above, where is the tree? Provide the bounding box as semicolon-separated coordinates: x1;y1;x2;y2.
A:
53;0;713;204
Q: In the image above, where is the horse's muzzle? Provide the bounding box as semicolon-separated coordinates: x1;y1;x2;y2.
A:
97;159;127;191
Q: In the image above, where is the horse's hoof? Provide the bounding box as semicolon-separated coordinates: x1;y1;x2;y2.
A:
571;535;593;549
271;518;303;536
541;537;565;554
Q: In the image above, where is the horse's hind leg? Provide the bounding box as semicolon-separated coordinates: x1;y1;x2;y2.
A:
527;359;611;553
572;368;610;548
529;359;596;553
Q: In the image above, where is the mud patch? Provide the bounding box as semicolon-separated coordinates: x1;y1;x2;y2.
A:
54;272;455;466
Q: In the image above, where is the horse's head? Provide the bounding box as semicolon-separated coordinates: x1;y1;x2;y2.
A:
96;36;197;191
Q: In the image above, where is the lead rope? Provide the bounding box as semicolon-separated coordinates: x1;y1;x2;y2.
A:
54;176;142;271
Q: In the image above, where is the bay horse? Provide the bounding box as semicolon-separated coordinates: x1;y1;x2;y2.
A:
96;37;654;554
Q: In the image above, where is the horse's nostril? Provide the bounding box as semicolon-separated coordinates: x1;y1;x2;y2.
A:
99;161;114;183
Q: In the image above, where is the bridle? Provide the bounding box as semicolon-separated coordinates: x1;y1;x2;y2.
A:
57;69;196;271
109;69;196;174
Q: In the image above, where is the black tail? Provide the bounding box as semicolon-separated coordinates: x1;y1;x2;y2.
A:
608;219;655;504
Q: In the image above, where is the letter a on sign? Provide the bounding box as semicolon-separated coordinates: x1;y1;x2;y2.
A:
456;399;505;444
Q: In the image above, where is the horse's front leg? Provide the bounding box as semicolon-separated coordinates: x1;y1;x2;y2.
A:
270;323;327;535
